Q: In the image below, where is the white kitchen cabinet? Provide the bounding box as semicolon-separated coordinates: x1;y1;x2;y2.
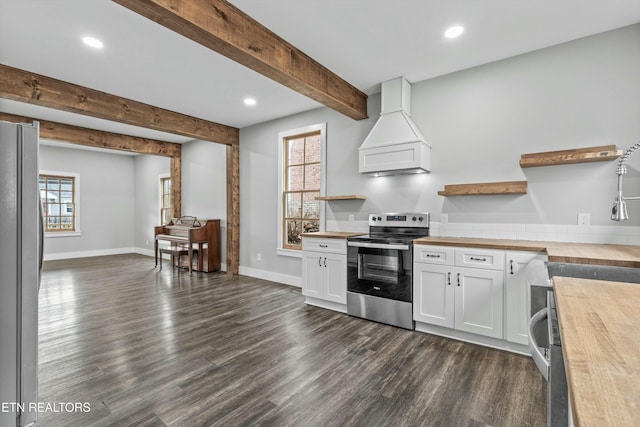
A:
301;237;347;311
414;245;505;339
454;266;504;338
504;251;547;345
413;263;454;328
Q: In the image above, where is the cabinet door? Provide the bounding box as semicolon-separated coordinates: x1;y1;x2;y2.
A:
455;267;504;339
324;252;347;304
413;263;454;328
505;252;547;345
302;251;324;299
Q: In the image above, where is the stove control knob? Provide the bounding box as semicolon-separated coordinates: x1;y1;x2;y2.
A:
377;216;382;221
412;216;417;221
372;216;377;221
419;217;424;221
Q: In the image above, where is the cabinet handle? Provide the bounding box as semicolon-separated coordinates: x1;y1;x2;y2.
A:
457;273;461;286
447;272;451;286
324;257;327;268
426;254;441;258
509;260;514;275
318;257;322;267
319;244;328;248
469;256;487;262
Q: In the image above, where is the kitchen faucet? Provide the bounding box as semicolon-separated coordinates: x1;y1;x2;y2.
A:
612;142;640;221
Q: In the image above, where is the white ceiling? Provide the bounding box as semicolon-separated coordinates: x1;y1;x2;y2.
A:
2;0;640;144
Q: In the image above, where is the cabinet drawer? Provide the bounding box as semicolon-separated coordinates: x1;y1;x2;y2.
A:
302;237;347;254
455;248;504;270
414;245;455;265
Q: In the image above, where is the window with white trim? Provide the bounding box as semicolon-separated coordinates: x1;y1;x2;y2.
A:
160;176;173;225
39;172;80;234
277;124;326;254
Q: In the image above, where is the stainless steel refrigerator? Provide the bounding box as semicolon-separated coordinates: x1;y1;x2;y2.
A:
0;121;42;427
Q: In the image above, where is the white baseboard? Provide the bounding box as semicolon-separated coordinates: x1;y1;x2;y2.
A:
43;247;137;261
135;247;156;257
238;265;301;287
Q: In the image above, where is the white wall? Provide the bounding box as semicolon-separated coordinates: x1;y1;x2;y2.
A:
40;140;228;263
181;139;227;267
239;24;640;285
40;145;136;259
134;154;171;254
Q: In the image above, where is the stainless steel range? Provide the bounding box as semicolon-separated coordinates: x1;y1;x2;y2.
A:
347;212;429;330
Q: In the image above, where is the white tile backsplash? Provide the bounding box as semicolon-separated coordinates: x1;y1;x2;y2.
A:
328;220;640;245
429;222;640;245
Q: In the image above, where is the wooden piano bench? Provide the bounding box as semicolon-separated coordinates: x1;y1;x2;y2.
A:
158;246;198;275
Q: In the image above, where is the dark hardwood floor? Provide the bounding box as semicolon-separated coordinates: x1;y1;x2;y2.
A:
38;254;545;426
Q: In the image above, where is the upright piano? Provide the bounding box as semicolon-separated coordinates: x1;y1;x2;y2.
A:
154;217;221;273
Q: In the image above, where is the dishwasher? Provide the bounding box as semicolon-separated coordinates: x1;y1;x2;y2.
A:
527;260;569;427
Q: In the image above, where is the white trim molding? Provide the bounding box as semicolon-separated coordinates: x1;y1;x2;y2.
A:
39;169;81;235
277;123;327;255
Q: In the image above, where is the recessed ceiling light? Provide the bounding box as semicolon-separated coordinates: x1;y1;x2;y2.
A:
82;36;103;49
243;97;257;106
444;25;464;39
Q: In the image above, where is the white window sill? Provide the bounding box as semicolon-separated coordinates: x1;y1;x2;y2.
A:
277;248;302;258
44;231;82;238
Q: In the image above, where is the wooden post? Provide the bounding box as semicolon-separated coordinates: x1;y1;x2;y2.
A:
226;142;240;275
170;155;182;218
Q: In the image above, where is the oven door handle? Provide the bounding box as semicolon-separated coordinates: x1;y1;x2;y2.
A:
528;307;550;382
347;241;410;251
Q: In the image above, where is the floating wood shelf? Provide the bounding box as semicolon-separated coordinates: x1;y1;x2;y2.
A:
520;145;622;168
315;195;366;201
438;181;528;196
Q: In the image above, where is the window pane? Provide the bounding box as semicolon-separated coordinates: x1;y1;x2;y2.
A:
60;191;73;204
285;220;302;246
287;138;305;165
305;135;321;163
64;204;73;214
161;209;173;225
287;165;303;191
303;219;319;234
285;192;302;218
163;179;171;193
303;192;319;219
60;179;73;191
304;164;321;190
302;192;320;218
47;177;60;191
47;217;59;229
163;195;171;207
48;203;61;215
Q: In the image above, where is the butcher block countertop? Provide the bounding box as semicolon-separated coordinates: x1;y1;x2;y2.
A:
553;277;640;427
413;236;640;267
301;231;365;239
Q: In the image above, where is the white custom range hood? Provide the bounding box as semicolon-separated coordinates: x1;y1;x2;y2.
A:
359;77;431;175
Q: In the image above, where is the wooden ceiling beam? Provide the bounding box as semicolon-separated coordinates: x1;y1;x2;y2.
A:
112;0;368;121
0;64;239;145
0;112;182;157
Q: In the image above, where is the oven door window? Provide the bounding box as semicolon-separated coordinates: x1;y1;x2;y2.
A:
347;246;412;302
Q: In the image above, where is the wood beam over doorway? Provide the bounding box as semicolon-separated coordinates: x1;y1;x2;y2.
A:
0;112;181;157
112;0;368;120
0;112;183;220
0;64;239;145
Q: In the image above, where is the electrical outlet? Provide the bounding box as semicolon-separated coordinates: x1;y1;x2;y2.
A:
577;213;590;227
257;253;262;261
348;214;355;222
441;213;448;224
